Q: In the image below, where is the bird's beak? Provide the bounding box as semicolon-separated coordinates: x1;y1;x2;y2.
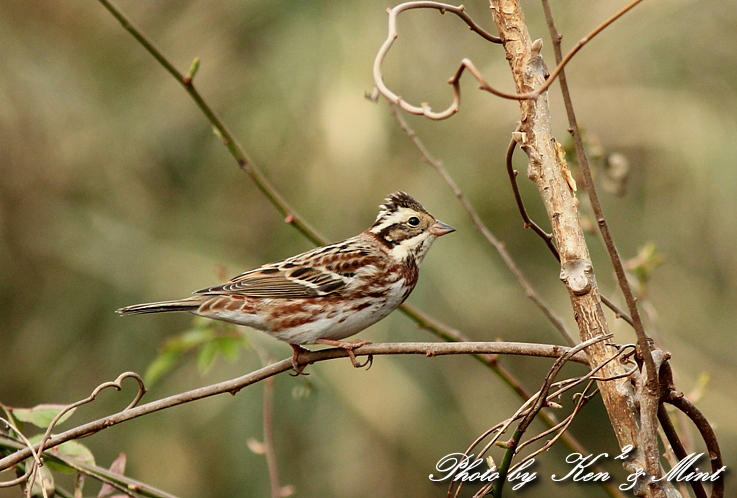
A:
428;220;456;236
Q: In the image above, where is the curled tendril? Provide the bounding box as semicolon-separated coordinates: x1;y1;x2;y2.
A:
373;0;645;120
0;372;147;490
0;416;44;489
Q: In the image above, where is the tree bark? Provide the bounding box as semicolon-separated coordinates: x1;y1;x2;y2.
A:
488;2;666;496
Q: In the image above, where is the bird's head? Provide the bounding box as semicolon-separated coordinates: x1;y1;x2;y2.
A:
369;191;455;264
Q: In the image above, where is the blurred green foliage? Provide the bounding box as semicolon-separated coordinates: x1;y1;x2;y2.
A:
1;0;736;496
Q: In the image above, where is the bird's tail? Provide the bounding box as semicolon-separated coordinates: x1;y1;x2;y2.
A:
116;298;200;315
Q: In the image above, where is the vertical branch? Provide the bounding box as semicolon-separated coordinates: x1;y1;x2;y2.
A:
539;2;666;494
253;349;293;498
487;1;661;495
262;375;283;498
538;0;657;402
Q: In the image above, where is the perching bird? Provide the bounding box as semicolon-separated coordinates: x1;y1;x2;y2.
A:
117;192;455;373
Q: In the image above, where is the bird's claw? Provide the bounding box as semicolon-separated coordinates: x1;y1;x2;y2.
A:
290;344;310;376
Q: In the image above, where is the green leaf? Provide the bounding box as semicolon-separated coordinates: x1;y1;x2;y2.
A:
11;404;76;429
163;326;213;353
197;340;219;374
144;350;183;385
30;464;55;496
146;317;248;383
214;336;245;360
28;436;96;473
625;242;664;291
57;440;95;466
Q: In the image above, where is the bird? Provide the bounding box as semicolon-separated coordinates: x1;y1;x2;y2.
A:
117;192;455;373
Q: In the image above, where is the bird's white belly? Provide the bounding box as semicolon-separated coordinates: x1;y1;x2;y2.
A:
270;299;395;344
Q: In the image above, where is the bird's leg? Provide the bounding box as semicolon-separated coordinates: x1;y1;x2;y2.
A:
314;339;373;370
289;344;311;376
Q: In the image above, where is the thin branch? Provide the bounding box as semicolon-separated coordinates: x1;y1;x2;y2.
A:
373;0;645;119
388;105;574;346
0;418;43;490
1;372;145;494
505;130;559;257
515;382;597;456
473;382;600;498
0;436;176;498
540;0;656;387
253;350;293;498
372;2;501;118
491;334;611;498
0;340;588;472
657;404;707;498
540;2;663;490
263;376;283;498
401;299;621;488
96;0;324;247
662;393;724;498
507;126;636;328
659;362;724;498
453;337;631;498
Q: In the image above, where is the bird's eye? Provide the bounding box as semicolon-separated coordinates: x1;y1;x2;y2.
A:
407;216;420;227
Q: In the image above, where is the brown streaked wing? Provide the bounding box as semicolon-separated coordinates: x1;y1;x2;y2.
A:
195;235;384;299
194;265;345;298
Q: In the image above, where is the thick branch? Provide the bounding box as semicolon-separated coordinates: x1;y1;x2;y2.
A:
488;1;656;495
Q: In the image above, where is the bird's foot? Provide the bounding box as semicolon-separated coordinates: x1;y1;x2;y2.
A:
289;344;311;376
314;339;373;370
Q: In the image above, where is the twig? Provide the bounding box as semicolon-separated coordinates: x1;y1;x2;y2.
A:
374;0;645;119
659;362;723;498
507;126;636;328
253;349;292;498
505;130;558;257
0;435;176;498
381;301;619;479
453;337;631;498
657;404;707;498
0;418;44;491
491;334;611;498
388;105;574;346
1;372;145;494
540;1;663;491
472;382;600;498
263;376;282;498
662;393;724;498
540;0;656;386
372;2;501;119
0;340;589;472
96;0;324;247
515;382;597;456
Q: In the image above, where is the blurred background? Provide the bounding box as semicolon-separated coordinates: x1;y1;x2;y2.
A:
1;0;735;496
